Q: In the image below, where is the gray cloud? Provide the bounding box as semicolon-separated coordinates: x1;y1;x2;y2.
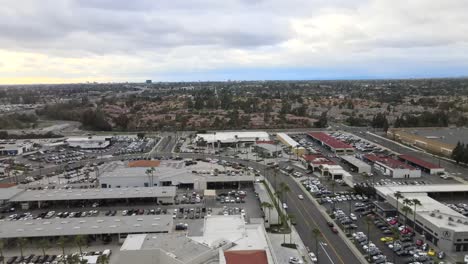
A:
0;0;468;82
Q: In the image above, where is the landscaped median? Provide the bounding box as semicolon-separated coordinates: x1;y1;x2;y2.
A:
260;180;298;248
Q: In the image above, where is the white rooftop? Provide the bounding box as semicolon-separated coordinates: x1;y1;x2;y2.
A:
277;133;299;147
375;184;468;197
0;187;24;201
0;215;173;238
376;185;468;232
196;131;269;144
10;186;176;202
100;161;254;184
341;155;372;169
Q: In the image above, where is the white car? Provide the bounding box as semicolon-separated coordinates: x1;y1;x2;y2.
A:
289;257;303;264
350;213;357;221
298;195;304;200
283;203;288;209
308;252;318;262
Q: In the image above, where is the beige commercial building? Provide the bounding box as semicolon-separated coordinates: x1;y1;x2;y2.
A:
387;128;454;156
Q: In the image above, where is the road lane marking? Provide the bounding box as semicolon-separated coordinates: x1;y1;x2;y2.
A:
320;242;336;264
287;192;346;264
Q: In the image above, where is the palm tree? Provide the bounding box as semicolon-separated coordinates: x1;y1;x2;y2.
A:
97;255;109;264
330;181;336;196
394;191;403;221
312;228;322;263
280;182;291;204
38;238;50;257
412;198;422;232
17;238;28;258
145;168;152;187
260;202;273;225
288;214;295;244
391;227;400;263
401;205;413;231
57;236;68;262
74;235;87;256
12;170;19;184
0;239;5;264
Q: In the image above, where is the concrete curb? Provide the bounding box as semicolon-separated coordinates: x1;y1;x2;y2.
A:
293;177;369;264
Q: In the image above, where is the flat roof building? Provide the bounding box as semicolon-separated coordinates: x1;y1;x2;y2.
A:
66;136;112;149
387;128;455;156
340;155;372;174
398;154;444;175
301;154;336;171
276;133;305;156
0;141;33;156
9;186;176;208
99;161;254;191
0;215;173;239
195;132;269;145
307;132;354;155
252;143;282;158
375;184;468;253
117;215;274;264
363;154;421;178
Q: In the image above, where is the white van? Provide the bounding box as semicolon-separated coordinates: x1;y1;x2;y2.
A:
102;249;112;257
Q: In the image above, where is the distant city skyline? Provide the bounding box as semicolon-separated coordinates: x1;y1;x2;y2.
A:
1;0;467;84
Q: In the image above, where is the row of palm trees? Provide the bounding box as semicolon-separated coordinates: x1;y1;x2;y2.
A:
394;191;422;232
0;236;109;264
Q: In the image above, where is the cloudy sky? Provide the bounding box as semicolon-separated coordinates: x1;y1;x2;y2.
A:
0;0;467;84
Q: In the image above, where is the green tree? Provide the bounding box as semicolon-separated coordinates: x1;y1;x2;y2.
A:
401;204;413;231
74;235;87;256
288;214;295;244
279;182;291;204
391;227;400;264
0;239;5;264
312;228;322;263
17;238;28;258
97;255;109;264
412;198;422;232
452;142;464;164
38;238;50;257
394;191;403;221
57;236;68;262
261;202;273;225
314;111;328;128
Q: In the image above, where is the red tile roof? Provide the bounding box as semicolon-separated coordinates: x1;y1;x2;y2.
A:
128;160;161;168
0;183;16;188
224;250;268;264
302;154;336;165
398;154;442;169
308;132;354;149
364;154;416;170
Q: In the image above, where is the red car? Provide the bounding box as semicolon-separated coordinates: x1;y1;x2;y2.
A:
389;219;398;225
401;227;413;235
416;239;423;246
332;227;339;233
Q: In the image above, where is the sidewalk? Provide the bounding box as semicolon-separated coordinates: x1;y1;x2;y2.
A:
268;225;311;264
